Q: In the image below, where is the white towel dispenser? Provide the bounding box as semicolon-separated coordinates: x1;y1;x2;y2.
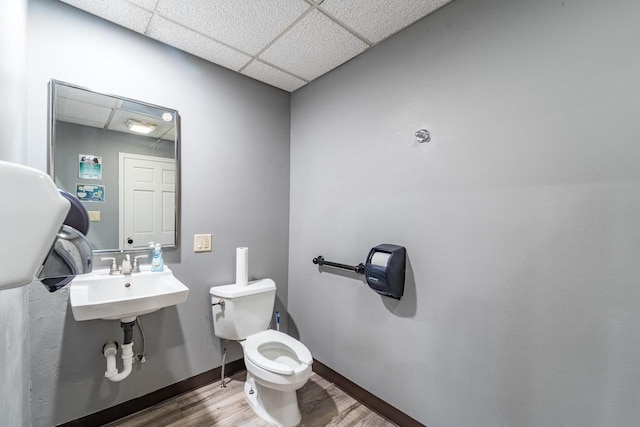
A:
0;160;92;291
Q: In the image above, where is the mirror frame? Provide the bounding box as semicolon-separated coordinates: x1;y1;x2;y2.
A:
47;79;181;254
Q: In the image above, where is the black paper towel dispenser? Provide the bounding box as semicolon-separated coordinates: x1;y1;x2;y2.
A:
364;244;406;299
313;244;406;299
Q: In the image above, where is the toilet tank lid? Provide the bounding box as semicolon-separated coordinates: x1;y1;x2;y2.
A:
209;278;275;298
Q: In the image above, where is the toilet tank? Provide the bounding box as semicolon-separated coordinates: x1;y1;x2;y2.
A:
209;278;276;340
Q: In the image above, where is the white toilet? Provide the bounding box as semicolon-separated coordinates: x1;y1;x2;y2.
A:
210;278;312;427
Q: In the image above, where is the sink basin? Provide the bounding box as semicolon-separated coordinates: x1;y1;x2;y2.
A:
69;267;189;321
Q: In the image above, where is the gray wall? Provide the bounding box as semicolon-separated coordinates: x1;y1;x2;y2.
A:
0;0;31;426
22;0;640;426
54;121;174;250
289;0;640;426
27;1;290;425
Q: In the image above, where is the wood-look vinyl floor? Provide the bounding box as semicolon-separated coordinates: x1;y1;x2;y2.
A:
106;370;397;427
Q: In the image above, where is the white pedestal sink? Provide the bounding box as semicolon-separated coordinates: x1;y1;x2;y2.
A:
69;267;189;321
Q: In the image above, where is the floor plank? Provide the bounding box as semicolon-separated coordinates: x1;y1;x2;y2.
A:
107;370;397;427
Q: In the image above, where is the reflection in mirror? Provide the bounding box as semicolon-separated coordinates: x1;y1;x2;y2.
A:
48;80;180;253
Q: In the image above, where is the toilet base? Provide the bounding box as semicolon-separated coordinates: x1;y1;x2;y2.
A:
244;373;301;427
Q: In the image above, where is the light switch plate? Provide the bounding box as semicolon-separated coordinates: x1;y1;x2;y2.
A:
88;211;101;221
194;234;212;252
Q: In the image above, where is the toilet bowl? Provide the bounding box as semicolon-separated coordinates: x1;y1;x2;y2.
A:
209;279;313;427
241;330;312;426
244;330;312;390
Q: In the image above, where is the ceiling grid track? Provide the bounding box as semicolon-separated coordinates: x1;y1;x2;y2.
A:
60;0;455;92
237;5;316;77
142;0;165;36
304;0;374;47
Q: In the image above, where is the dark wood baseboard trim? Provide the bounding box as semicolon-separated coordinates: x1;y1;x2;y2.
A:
312;358;426;427
59;357;423;427
58;358;246;427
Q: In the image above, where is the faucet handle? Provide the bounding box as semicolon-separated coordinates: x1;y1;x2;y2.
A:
100;257;119;274
132;255;148;273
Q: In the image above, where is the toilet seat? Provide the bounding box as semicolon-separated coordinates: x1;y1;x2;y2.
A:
244;330;312;376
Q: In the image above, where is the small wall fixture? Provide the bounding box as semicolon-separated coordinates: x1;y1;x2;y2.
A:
126;119;157;134
415;129;430;143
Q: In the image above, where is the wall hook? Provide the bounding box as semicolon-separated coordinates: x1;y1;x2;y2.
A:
415;129;430;143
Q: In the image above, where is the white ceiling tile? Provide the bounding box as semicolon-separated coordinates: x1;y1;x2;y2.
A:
241;61;307;92
157;0;310;55
320;0;453;44
57;85;121;109
259;10;368;81
149;16;252;71
57;115;107;129
126;0;158;11
60;0;153;34
59;0;455;89
57;98;113;128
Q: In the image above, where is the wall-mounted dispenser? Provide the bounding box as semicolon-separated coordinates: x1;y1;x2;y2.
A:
313;243;406;300
364;244;406;299
0;160;92;292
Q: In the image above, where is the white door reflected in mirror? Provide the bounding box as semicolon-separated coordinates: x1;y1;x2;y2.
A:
119;153;176;250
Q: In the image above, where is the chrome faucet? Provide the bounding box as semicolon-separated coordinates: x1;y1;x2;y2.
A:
121;254;132;275
101;255;135;275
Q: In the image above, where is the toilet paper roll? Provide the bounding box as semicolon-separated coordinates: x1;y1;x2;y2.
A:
236;247;248;287
370;251;391;267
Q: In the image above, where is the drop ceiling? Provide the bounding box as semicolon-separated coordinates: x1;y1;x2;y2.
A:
59;0;454;92
55;83;176;140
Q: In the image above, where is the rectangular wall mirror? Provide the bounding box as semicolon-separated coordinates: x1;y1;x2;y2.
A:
48;79;180;253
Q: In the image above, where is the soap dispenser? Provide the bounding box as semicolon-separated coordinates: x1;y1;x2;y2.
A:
151;243;164;272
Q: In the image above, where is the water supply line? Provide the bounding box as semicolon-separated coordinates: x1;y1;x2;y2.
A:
220;339;227;388
103;319;136;382
135;316;147;363
212;298;227;388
